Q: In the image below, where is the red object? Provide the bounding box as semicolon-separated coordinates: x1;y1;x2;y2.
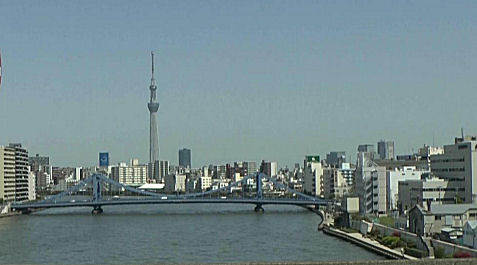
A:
453;252;472;258
392;231;401;237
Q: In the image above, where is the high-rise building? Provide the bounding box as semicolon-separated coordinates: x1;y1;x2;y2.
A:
148;52;160;181
302;156;323;197
111;160;148;187
179;148;191;169
0;144;32;202
378;140;395;160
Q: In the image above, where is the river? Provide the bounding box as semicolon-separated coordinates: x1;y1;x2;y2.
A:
0;204;384;264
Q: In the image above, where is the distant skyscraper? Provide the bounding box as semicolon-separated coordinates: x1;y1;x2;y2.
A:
179;148;191;168
148;52;160;180
99;152;109;167
377;140;394;160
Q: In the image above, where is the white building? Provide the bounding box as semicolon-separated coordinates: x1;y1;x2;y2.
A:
303;157;323;197
430;136;477;203
387;166;428;212
28;171;36;201
111;160;148;187
199;176;212;191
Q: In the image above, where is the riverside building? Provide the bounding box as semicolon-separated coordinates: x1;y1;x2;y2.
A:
430;135;477;203
0;144;33;202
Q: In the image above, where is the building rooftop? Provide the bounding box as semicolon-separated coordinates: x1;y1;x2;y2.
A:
430;204;477;215
466;220;477;230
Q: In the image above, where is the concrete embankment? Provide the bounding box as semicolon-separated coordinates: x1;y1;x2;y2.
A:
202;259;477;265
322;226;417;260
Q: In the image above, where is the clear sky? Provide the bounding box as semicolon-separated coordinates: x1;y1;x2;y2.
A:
1;1;477;168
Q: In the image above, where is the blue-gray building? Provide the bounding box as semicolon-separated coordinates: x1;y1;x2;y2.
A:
179;148;191;169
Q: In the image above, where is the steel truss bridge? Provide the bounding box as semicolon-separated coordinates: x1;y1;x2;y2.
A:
11;173;329;215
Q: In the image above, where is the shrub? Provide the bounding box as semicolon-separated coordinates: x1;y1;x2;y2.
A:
382;236;400;248
454;252;473;258
405;247;427;258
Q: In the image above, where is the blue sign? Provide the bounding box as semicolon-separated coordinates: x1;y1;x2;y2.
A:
99;152;109;167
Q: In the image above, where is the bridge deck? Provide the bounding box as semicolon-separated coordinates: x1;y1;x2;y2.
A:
12;198;326;210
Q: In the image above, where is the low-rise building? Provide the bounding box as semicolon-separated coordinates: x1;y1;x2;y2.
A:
398;177;457;213
409;204;477;236
463;220;477;249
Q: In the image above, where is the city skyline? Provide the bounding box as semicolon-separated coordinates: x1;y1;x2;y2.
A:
1;1;477;167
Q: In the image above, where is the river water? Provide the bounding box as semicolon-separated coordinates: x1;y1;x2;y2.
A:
0;204;384;264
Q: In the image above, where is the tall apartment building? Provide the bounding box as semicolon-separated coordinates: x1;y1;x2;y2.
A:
378;140;395;160
0;146;15;202
355;149;386;214
111;159;148;187
0;144;32;202
302;156;323;197
430;136;477;203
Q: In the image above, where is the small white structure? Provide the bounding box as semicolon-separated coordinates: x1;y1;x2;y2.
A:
463;220;477;249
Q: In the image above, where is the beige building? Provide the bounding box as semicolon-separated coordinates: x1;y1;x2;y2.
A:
0;144;32;202
111;159;148;187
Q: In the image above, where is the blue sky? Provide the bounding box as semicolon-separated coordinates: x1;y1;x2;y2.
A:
1;1;477;167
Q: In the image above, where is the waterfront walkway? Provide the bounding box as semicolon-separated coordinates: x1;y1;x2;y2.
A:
323;226;418;260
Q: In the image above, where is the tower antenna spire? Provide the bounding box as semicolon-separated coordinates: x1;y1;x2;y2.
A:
151;51;154;78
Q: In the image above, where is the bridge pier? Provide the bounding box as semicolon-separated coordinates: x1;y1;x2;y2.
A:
92;205;103;215
254;204;264;212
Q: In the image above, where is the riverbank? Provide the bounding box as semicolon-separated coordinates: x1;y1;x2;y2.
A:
0;212;20;218
322;225;418;260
